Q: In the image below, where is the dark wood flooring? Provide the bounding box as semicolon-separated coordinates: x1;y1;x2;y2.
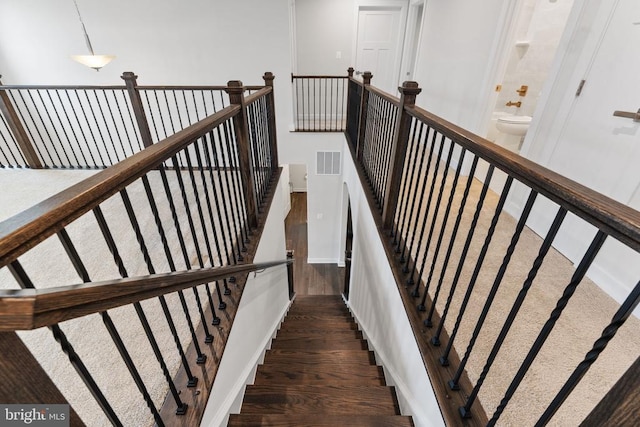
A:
285;192;344;295
228;295;414;426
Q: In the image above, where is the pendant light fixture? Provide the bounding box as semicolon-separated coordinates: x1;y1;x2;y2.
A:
70;0;114;71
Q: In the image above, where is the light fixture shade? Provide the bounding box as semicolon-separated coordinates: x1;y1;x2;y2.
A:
71;54;115;71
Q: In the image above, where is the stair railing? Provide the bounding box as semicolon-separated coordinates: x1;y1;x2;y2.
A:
346;71;640;426
0;73;282;426
291;70;350;132
0;72;268;169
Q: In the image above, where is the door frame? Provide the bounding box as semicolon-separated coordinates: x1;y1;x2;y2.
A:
518;0;610;166
351;0;410;93
398;0;426;82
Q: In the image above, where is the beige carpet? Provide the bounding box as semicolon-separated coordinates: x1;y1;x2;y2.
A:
0;168;245;427
396;155;640;426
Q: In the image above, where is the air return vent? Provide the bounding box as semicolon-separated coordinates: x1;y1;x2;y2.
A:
316;151;341;175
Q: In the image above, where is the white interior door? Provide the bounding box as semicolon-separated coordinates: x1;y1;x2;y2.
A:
547;0;640;202
524;0;640;307
355;5;407;95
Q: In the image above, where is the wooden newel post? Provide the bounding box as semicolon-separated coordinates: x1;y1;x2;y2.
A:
286;250;295;300
226;81;258;230
121;72;154;148
262;72;279;171
356;71;373;161
0;76;42;168
382;81;422;230
347;67;354;78
0;332;84;425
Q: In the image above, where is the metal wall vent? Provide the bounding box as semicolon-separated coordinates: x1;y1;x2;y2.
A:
316;151;341;175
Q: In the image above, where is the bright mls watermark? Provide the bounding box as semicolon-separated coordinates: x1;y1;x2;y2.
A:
0;405;69;426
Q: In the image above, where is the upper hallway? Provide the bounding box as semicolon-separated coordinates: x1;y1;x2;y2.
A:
2;0;639;308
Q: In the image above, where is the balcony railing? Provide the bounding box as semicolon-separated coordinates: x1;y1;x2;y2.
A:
0;73;285;426
345;73;640;426
291;71;350;132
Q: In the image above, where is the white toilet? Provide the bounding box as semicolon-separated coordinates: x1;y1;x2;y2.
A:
495;115;532;152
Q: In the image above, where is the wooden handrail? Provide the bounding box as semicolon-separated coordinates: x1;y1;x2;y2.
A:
291;74;349;79
0;260;292;331
367;85;401;106
405;104;640;252
0;104;240;267
245;86;272;107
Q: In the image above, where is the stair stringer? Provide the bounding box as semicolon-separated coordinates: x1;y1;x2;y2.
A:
345;296;442;427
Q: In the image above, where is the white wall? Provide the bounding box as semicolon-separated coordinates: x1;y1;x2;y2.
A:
288;163;307;192
201;172;291;427
294;0;355;75
412;0;506;133
280;132;345;264
342;139;444;427
0;0;295;164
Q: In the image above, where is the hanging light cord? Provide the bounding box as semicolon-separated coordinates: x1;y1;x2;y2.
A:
72;0;95;55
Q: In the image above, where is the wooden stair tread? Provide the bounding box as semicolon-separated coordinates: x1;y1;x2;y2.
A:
234;296;414;426
264;349;376;365
241;384;400;415
254;363;385;385
275;329;362;338
228;414;414;426
271;336;368;351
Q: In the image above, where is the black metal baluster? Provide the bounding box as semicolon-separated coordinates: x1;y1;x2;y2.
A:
83;90;114;166
197;134;229;311
181;145;222;320
0;114;27;166
379;103;398;203
92;203;189;415
411;137;456;295
112;90;139;156
536;277;640;426
418;148;467;311
47;90;81;166
56;89;95;168
488;230;608;426
431;165;495;345
7;260;123;426
450;190;538;388
170;155;214;343
106;184;200;385
406;133;447;290
460;207;568;417
226;117;250;242
401;126;437;266
75;90;107;167
439;176;514;365
214;123;241;267
28;90;64;167
63;90;97;167
393;121;421;245
121;89;144;151
10;91;51;167
36;90;72;167
101;90;128;160
92;90;119;164
424;156;480;327
56;229;164;426
222;119;251;262
157;165;208;363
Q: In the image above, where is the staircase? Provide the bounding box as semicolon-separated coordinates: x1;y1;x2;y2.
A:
228;295;414;426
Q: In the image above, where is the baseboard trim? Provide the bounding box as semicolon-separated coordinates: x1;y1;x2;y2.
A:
307;257;339;264
348;304;440;426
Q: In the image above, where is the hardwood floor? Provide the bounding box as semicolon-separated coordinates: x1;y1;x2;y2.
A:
285;192;344;295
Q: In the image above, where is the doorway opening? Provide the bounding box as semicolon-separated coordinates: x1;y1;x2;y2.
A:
353;1;409;95
484;0;575;154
